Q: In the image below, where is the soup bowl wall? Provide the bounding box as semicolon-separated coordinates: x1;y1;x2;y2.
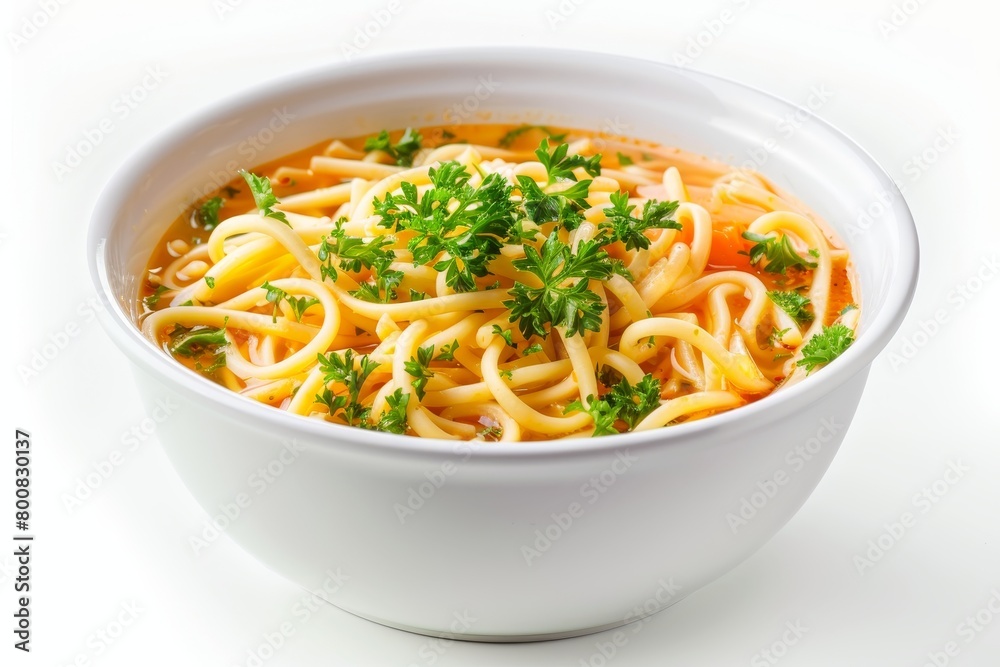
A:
89;48;918;641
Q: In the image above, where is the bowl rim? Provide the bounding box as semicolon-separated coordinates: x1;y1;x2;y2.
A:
88;46;919;460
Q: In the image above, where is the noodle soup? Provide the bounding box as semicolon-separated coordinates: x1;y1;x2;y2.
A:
139;124;858;441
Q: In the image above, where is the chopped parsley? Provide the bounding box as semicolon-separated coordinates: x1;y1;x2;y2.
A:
767;290;814;324
401;342;460;399
517;175;591;229
168;321;228;376
478;425;503;440
403;344;437;400
261;281;319;322
497;124;566;149
565;395;619;436
316;350;379;426
195;196;224;231
436;340;460;361
349;255;404;303
363;127;423;167
796;324;854;374
742;231;817;274
616;152;634;166
564;374;661;436
375;162;520;292
600;192;680;251
239;170;289;226
374;388;409;434
504;231;612;339
143;284;169;309
768;327;791;348
317;218;396;281
535;138;602;184
491;325;516;348
840;303;858;315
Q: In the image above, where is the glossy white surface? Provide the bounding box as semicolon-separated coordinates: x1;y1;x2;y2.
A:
88;49;914;639
8;0;998;663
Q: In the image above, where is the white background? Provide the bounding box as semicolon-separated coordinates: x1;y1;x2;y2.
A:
4;0;1000;665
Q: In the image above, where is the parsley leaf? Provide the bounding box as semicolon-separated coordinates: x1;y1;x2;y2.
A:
375;163;519;292
373;388;409;434
350;255;403;303
497;124;567;149
600;192;681;251
196;196;224;231
796;324;854;374
564;374;661;436
516;175;591;229
260;281;319;322
768;327;791;348
478;424;503;440
436;340;460;361
169;323;227;357
143;284;169;309
535;138;602;184
504;231;612;339
363;127;423;167
767;290;814;324
204;276;216;289
168;321;228;375
741;231;817;274
317;350;378;425
491;325;516;348
564;395;620;436
317;218;396;281
616;152;634;166
604;374;662;430
239;170;289;226
523;342;543;356
403;344;436;400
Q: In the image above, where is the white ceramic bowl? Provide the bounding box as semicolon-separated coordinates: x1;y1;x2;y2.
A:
88;48;918;641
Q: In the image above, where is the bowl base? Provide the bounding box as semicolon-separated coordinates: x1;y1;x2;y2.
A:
314;593;685;643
